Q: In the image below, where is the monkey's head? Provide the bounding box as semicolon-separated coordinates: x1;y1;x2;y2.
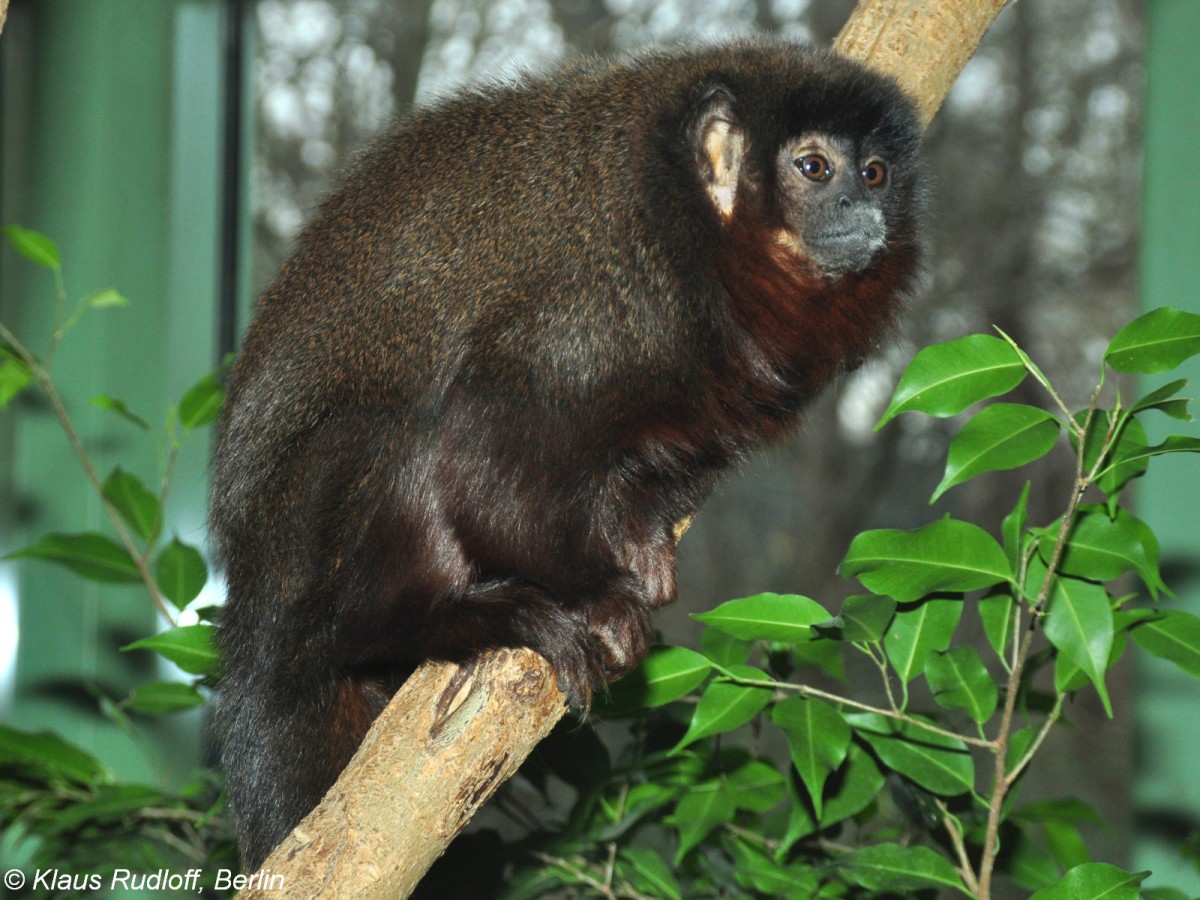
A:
690;55;923;282
676;45;924;383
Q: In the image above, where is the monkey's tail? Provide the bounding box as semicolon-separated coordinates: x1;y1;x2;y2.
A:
216;667;385;871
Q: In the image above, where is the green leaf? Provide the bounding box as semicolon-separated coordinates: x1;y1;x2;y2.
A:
81;287;129;309
5;531;140;583
886;598;963;683
841;517;1011;603
604;645;712;712
773;697;851;819
0;343;34;408
813;594;895;642
124;680;206;716
1043;819;1091;871
672;665;772;752
1002;828;1062;892
978;591;1015;663
693;592;830;643
122;624;220;676
1130;611;1200;678
781;742;885;848
178;369;224;430
0;724;108;784
672;782;735;861
725;759;787;813
595;780;677;841
931;403;1060;502
790;638;845;680
1104;307;1200;374
155;538;208;610
877;334;1026;428
5;224;61;269
1018;796;1105;826
728;837;819;898
1003;482;1032;574
43;783;170;834
1128;378;1191;420
699;627;752;667
1006;726;1037;777
1029;863;1148;900
926;646;998;723
90;393;151;431
1103;435;1200;474
842;843;969;896
1042;505;1164;598
619;848;680;900
847;712;974;796
102;467;160;543
1042;571;1114;717
502;868;573;899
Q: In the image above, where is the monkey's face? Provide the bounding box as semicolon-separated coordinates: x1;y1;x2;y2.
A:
774;135;891;278
690;72;921;289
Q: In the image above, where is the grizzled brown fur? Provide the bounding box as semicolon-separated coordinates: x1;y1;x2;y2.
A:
211;38;924;869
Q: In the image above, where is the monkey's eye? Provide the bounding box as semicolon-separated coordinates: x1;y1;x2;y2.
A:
796;153;833;182
861;159;888;187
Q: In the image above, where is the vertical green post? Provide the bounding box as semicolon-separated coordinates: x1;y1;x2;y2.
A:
1135;1;1200;891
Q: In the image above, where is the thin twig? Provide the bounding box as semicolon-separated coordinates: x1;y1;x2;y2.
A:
935;797;980;896
1004;692;1064;788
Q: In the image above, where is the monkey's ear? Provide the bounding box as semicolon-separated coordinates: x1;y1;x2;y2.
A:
689;86;745;220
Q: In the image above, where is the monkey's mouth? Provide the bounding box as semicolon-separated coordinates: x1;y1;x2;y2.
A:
806;229;886;276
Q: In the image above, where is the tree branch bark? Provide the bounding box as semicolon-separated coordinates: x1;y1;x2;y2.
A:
239;649;566;899
835;0;1012;129
238;1;1011;895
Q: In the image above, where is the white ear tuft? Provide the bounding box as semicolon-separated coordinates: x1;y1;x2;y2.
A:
690;87;745;220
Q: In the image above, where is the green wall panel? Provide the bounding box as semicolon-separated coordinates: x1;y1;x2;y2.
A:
1135;1;1200;891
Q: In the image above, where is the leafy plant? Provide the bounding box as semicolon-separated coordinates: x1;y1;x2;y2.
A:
0;227;236;888
478;308;1200;900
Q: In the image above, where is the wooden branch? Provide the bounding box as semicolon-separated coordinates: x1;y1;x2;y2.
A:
835;0;1013;129
239;649;566;898
237;1;1010;895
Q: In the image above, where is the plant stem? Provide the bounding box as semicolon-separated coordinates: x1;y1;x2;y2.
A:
936;797;980;895
976;385;1104;897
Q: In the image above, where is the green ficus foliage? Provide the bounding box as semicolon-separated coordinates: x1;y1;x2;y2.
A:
497;307;1200;900
0;227;234;884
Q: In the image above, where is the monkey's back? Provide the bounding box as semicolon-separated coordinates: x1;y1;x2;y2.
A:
212;40;911;529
